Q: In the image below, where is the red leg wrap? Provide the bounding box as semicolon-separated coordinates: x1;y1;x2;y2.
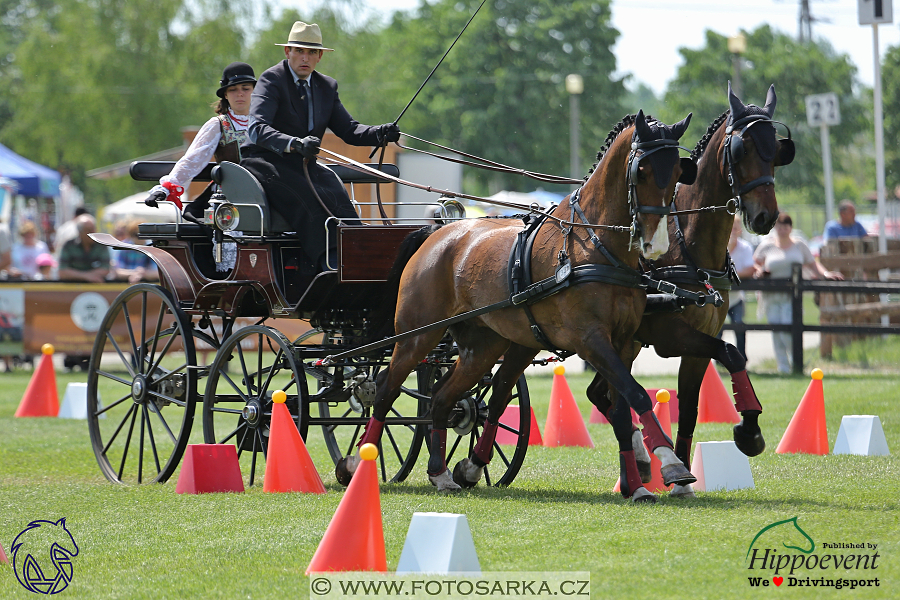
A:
473;420;498;465
357;417;385;448
639;410;673;452
619;450;644;498
731;370;762;413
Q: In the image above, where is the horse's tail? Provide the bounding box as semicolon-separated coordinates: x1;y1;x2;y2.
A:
367;225;442;342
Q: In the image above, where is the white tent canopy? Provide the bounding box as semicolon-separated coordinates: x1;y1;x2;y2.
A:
100;192;182;228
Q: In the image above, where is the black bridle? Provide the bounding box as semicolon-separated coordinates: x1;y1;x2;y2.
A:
722;114;793;213
625;135;690;246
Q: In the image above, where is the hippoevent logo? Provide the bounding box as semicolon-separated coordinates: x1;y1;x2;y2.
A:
745;517;880;590
11;518;79;594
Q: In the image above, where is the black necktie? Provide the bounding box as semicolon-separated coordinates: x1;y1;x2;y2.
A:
297;79;314;132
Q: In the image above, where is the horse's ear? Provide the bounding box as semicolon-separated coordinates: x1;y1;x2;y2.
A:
728;81;743;117
634;109;652;141
56;517;67;527
774;138;795;166
678;157;697;184
671;112;692;141
763;84;777;117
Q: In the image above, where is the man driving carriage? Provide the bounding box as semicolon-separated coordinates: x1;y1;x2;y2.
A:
240;21;401;271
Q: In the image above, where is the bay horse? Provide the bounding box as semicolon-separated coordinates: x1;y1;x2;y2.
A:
340;111;696;502
588;84;795;497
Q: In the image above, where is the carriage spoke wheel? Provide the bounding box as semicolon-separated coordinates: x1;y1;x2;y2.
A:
87;284;197;484
425;368;531;488
202;325;308;487
314;360;427;484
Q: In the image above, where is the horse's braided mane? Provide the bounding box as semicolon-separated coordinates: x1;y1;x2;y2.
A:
690;110;730;162
583;113;648;182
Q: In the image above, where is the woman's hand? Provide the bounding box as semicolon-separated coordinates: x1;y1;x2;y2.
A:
824;270;844;281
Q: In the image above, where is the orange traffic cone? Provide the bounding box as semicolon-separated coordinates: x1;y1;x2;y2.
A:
264;390;325;494
614;390;673;493
776;368;828;455
698;361;740;424
496;405;543;446
543;366;593;448
306;443;387;573
15;344;59;417
0;541;8;564
176;444;245;494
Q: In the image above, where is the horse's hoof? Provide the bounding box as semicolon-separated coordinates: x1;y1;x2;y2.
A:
631;487;657;504
335;454;359;487
429;469;462;492
660;463;697;486
452;459;481;489
733;421;766;457
670;484;696;499
637;459;652;483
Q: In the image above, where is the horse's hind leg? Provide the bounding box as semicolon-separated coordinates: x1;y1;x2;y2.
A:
453;343;538;488
586;375;651;483
579;332;695;488
426;327;510;492
649;319;765;459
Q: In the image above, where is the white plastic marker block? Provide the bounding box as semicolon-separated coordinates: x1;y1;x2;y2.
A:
58;382;103;419
833;415;890;456
690;441;754;492
396;512;481;575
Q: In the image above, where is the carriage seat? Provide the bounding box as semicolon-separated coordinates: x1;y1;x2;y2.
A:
137;222;209;240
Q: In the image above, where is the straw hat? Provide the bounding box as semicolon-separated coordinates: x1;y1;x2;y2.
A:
276;22;334;52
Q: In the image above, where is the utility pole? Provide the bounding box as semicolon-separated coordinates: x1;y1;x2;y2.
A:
799;0;813;41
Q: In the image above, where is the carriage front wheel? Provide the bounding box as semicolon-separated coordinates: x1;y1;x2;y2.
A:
87;284;197;484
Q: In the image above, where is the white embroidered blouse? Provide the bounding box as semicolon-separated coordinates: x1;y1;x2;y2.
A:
159;110;249;188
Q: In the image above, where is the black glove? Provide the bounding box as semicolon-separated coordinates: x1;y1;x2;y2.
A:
291;135;320;160
145;187;166;208
376;123;401;146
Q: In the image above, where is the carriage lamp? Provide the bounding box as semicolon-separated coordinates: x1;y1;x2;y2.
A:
438;197;466;221
214;202;240;232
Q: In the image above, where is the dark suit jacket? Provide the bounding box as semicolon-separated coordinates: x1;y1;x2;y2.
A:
244;60;380;155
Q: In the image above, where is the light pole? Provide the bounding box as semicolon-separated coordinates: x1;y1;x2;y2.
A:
728;33;747;99
566;74;583;184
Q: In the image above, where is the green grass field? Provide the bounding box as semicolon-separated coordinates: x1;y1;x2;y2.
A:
1;363;898;599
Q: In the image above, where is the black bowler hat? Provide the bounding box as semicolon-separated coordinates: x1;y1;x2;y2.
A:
217;62;257;98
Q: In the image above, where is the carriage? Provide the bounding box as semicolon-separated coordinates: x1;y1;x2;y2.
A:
86;159;533;488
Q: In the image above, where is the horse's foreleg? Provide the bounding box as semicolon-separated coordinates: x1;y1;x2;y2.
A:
608;391;655;503
580;333;695;489
587;376;650;483
649;319;765;458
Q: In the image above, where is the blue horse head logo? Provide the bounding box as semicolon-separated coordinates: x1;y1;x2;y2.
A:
12;518;79;594
747;516;815;560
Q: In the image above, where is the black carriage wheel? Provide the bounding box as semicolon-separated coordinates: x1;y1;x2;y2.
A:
87;284;197;484
425;367;531;488
202;325;309;486
314;361;428;484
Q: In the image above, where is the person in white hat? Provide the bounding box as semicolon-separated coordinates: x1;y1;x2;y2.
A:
241;21;401;271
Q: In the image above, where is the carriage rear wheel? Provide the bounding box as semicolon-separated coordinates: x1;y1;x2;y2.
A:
202;325;309;486
87;284;197;484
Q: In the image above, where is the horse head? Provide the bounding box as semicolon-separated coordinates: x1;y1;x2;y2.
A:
12;518;79;593
721;82;794;235
627;110;694;260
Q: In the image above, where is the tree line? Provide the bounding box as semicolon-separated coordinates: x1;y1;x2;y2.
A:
0;0;890;209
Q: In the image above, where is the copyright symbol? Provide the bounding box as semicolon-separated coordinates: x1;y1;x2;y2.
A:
311;577;331;595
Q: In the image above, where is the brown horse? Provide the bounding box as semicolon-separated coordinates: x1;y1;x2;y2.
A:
589;84;795;497
340;111;696;502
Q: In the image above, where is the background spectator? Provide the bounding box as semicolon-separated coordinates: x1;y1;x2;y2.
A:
34;253;56;280
53;206;90;260
723;216;756;360
754;213;842;373
823;199;867;242
0;219;10;273
111;219;158;284
57;215;110;283
11;221;50;279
